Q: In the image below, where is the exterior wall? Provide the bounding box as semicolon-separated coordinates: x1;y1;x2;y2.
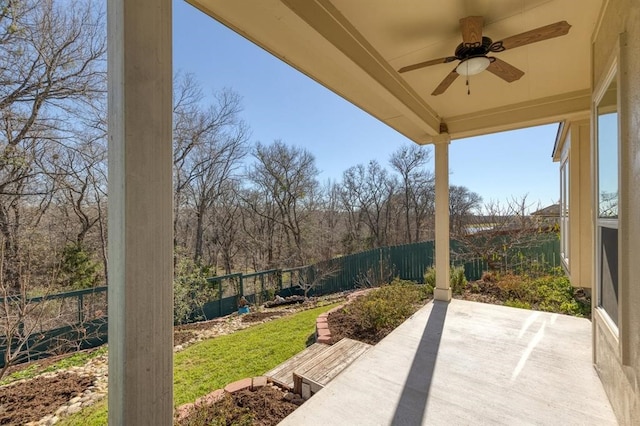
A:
554;119;593;290
569;120;593;290
592;0;640;424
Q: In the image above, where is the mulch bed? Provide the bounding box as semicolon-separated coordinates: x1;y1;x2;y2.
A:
240;311;284;322
0;296;344;424
327;309;383;345
0;372;94;425
176;385;301;426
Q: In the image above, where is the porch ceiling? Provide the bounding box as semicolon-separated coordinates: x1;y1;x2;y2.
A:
187;0;602;144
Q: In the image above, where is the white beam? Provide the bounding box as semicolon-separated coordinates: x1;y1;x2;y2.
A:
444;90;592;141
107;0;173;424
434;134;451;301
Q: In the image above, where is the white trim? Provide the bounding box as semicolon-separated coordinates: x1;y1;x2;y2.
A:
592;51;619;335
560;155;570;269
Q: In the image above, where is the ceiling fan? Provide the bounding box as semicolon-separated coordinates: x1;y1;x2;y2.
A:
398;16;571;95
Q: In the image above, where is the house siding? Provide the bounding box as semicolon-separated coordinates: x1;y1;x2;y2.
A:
592;0;640;424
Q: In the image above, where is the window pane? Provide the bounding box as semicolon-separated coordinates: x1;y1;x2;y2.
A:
597;111;618;218
600;226;618;325
560;160;569;264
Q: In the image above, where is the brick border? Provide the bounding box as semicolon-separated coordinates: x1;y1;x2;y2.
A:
174;376;272;422
315;289;373;345
176;290;378;421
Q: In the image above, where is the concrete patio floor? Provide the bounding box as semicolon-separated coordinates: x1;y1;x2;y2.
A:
279;299;617;425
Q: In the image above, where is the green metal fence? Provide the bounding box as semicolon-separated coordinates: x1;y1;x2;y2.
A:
0;286;108;368
201;233;560;319
0;233;560;365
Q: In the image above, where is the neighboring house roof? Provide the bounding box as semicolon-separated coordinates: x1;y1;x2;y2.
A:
531;203;560;217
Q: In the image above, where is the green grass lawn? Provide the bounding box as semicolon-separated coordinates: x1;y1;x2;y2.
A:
60;303;338;425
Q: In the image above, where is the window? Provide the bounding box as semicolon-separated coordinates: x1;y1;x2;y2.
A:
595;70;618;328
560;157;569;267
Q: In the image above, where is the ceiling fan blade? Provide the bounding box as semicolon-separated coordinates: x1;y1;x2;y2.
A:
486;58;524;82
497;21;571;50
398;57;456;73
431;69;459;96
460;16;484;46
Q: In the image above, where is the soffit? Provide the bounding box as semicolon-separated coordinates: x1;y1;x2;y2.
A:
187;0;602;143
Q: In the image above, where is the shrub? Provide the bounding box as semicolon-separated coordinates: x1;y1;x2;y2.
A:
504;299;532;310
174;256;218;325
495;272;590;317
496;273;527;299
345;279;429;337
423;265;467;295
423;268;436;288
450;266;467;294
58;243;100;289
481;271;495;282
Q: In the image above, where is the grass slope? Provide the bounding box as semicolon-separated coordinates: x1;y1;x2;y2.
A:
60;303;338;425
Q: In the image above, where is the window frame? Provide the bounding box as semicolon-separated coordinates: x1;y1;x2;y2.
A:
593;57;620;334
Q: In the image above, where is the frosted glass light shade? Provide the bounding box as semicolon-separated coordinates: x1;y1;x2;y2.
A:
456;57;491;76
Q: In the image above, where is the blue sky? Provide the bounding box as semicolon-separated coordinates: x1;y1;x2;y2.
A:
173;1;560;209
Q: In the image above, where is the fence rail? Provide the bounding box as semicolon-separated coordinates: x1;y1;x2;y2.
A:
0;286;108;368
0;233;560;366
200;233;560;319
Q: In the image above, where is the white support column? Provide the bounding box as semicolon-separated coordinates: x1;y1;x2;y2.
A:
434;134;452;301
107;1;173;424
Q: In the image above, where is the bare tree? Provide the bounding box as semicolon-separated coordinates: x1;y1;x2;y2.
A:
188;120;249;263
341;161;397;249
210;182;243;274
0;0;106;292
389;144;432;243
454;195;549;272
239;187;280;271
55;142;106;247
0;236;107;379
171;74;249;263
313;179;343;260
246;140;319;266
337;174;366;254
449;185;482;236
296;259;341;298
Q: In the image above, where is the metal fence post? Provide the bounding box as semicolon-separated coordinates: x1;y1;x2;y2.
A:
261;273;264;297
218;279;222;316
379;248;383;283
78;293;84;324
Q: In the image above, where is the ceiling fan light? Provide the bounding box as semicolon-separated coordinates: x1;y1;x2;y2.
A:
456;56;491;76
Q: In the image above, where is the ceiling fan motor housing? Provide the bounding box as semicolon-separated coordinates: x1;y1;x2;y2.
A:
455;36;494;59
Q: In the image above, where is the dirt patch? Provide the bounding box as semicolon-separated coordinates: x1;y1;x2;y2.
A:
0;372;94;425
455;279;504;305
327;309;383;345
240;311;284;323
0;295;349;424
233;386;301;425
174;330;198;346
176;385;301;426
